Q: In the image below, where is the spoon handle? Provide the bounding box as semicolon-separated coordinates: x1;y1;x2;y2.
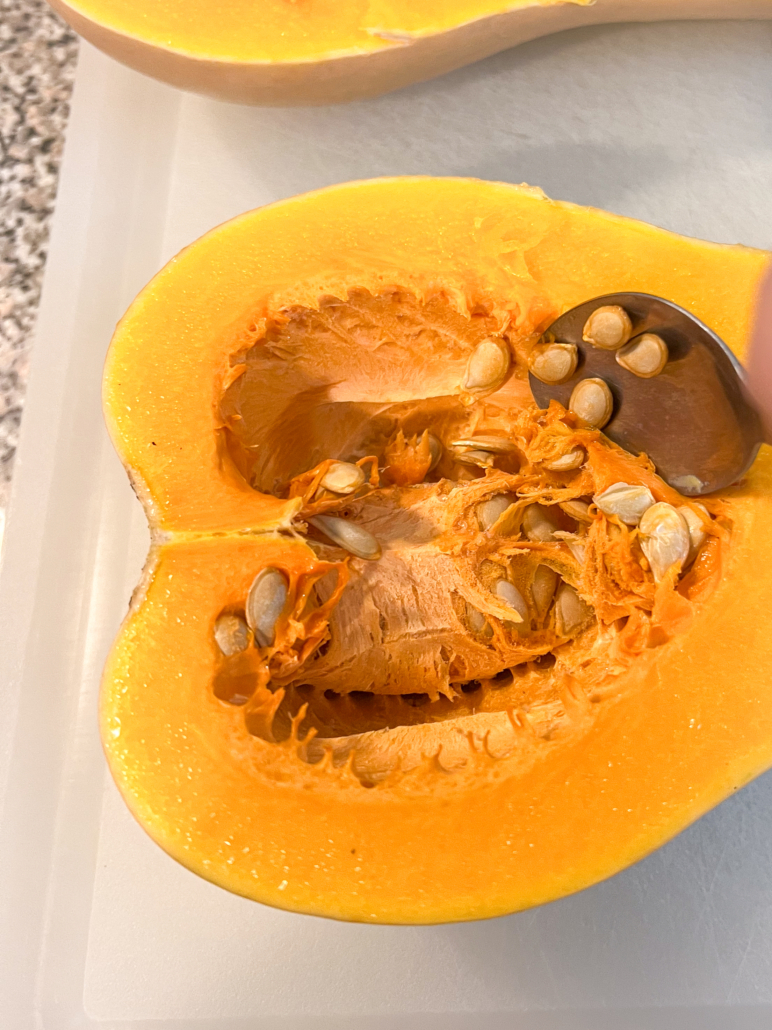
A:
745;263;772;445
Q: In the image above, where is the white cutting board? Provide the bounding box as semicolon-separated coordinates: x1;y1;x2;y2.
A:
1;18;772;1030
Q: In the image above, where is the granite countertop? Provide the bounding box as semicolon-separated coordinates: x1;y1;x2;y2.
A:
0;0;78;535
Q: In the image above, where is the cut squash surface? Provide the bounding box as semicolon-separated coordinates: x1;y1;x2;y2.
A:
54;0;581;62
49;0;772;104
103;178;772;923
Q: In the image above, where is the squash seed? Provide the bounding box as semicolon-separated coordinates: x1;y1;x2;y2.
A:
494;579;527;625
214;613;251;656
593;482;655;525
569;377;613;429
467;602;493;638
246;568;288;648
320;460;366;495
554;531;587;564
522;503;559;542
582;305;633;351
462;337;511;394
556;582;592;635
427;432;443;471
560;499;592;522
565;537;587;564
638;502;690;582
477;493;516;531
677;503;709;565
529;343;578;384
544;447;586;471
309;514;382;561
616;333;668;378
455;448;496;469
452;435;517;454
531;564;559;616
671;474;704;496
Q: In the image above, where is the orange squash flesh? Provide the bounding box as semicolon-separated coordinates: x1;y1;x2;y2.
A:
48;0;772;105
103;177;772;923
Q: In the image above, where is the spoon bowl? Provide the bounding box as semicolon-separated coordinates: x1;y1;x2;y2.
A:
528;292;763;496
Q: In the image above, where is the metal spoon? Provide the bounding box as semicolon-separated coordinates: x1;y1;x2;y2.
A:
528;292;764;496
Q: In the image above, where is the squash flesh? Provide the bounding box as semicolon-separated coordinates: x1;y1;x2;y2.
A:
102;178;772;922
55;0;591;62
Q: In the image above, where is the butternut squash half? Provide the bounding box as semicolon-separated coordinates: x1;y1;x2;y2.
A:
50;0;772;105
103;177;772;923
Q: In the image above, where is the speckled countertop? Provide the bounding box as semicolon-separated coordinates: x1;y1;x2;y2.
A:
0;0;78;529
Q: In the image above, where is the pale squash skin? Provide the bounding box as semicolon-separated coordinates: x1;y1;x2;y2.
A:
49;0;772;106
103;178;772;923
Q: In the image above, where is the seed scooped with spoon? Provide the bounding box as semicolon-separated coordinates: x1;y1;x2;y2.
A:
615;333;668;378
528;292;765;494
582;305;633;350
569;378;614;428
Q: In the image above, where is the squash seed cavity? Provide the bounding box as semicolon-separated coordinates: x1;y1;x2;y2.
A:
216;288;725;776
